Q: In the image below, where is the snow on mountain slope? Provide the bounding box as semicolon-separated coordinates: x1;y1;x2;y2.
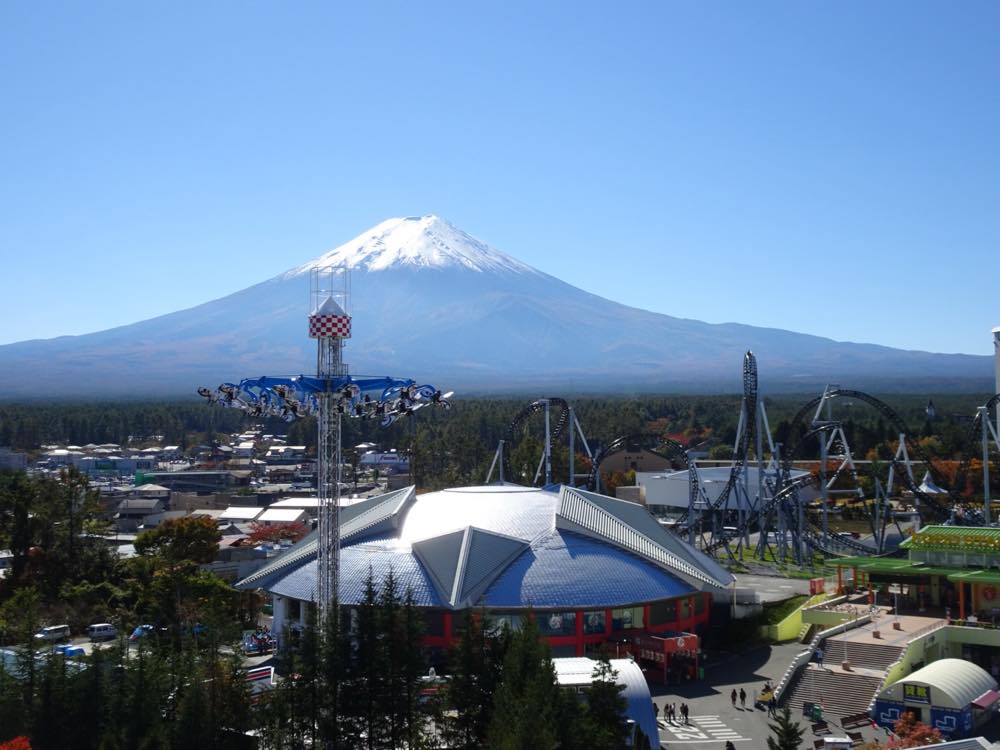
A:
286;215;540;276
0;215;991;397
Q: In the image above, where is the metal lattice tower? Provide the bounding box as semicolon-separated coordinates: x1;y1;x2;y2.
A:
310;269;351;623
198;268;452;630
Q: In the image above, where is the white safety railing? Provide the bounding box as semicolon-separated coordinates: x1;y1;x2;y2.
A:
773;613;872;705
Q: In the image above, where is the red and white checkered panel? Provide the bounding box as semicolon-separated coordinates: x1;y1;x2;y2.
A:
308;314;351;339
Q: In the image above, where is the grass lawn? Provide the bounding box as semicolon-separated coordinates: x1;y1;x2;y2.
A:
763;594;809;624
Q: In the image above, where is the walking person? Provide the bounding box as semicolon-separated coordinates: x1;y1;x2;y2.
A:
730;688;737;708
739;687;746;709
682;702;689;724
768;695;777;717
654;702;660;723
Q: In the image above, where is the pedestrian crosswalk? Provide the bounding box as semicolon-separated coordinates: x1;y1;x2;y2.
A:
658;714;750;744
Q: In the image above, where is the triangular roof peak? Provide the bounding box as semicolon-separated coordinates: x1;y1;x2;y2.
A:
412;525;529;608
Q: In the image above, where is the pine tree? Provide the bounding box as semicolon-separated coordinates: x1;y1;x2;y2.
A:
317;601;347;749
767;706;805;750
379;569;403;748
399;587;427;749
440;611;492;749
486;615;559;750
584;654;629;750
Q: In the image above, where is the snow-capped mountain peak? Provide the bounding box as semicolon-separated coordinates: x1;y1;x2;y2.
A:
287;215;539;276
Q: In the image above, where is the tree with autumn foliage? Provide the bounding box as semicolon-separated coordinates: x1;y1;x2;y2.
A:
884;711;943;748
246;520;309;545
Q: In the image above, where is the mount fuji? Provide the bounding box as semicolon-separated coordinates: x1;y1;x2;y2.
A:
0;215;991;397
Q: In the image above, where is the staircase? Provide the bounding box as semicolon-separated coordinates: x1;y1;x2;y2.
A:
798;623;817;644
784;665;884;717
821;640;903;671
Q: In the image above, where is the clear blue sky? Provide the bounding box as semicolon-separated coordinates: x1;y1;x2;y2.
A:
1;2;997;354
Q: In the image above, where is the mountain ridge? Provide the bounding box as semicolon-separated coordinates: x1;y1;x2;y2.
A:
0;216;991;397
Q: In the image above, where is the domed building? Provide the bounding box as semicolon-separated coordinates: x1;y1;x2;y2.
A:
238;483;734;666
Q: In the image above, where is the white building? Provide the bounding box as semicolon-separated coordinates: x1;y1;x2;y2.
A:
636;466;816;510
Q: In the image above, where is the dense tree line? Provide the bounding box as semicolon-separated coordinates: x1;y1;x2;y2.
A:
0;393;993;493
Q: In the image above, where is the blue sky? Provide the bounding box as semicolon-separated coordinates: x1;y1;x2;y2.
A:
1;2;997;354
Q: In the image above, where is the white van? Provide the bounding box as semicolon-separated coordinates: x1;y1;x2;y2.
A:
33;625;71;643
87;623;117;641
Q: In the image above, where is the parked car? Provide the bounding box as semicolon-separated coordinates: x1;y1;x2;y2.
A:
55;644;86;658
87;623;117;641
33;625;71;643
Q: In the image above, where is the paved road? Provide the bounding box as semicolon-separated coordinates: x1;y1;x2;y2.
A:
730;573;811;603
651;642;891;749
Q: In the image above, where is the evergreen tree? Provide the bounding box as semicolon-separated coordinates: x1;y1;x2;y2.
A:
583;654;629;750
399;587;427;749
486;615;559;750
440;611;491;749
317;603;347;748
380;569;403;748
766;706;805;750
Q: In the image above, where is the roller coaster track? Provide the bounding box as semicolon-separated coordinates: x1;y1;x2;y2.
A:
674;352;759;531
783;389;988;524
501;397;571;484
954;393;1000;509
586;433;688;492
701;424;881;557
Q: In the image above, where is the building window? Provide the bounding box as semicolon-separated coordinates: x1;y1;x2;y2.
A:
612;606;645;631
537;611;576;636
583;610;606;635
694;594;706;616
649;600;677;626
287;598;301;622
679;598;692;620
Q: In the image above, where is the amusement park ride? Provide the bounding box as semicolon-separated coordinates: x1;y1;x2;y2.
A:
201;286;1000;586
198;268;451;622
494;352;1000;564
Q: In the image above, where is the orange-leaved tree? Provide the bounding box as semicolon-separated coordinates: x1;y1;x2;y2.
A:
886;712;943;748
246;520;309;545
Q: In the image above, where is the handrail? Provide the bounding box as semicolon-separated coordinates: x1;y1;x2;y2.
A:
773;613;872;705
803;594;847;612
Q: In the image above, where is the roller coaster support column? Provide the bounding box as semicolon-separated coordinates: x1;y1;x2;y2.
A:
886;434;915;497
975;401;1000;525
568;407;575;486
486;440;506;484
981;406;992;525
818;394;832;543
544;399;552;486
755;402;766;555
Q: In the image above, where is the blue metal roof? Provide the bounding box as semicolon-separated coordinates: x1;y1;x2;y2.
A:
270;539;445;606
263;484;717;610
484;530;695;609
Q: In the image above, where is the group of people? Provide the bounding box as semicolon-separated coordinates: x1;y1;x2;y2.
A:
729;687;747;709
654;701;690;724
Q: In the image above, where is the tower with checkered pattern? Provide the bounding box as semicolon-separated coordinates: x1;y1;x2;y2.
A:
310;269;351;624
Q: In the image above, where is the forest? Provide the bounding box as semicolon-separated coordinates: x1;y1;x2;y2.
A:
0;392;993;493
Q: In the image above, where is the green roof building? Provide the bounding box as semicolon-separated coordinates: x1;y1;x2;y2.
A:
832;526;1000;620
